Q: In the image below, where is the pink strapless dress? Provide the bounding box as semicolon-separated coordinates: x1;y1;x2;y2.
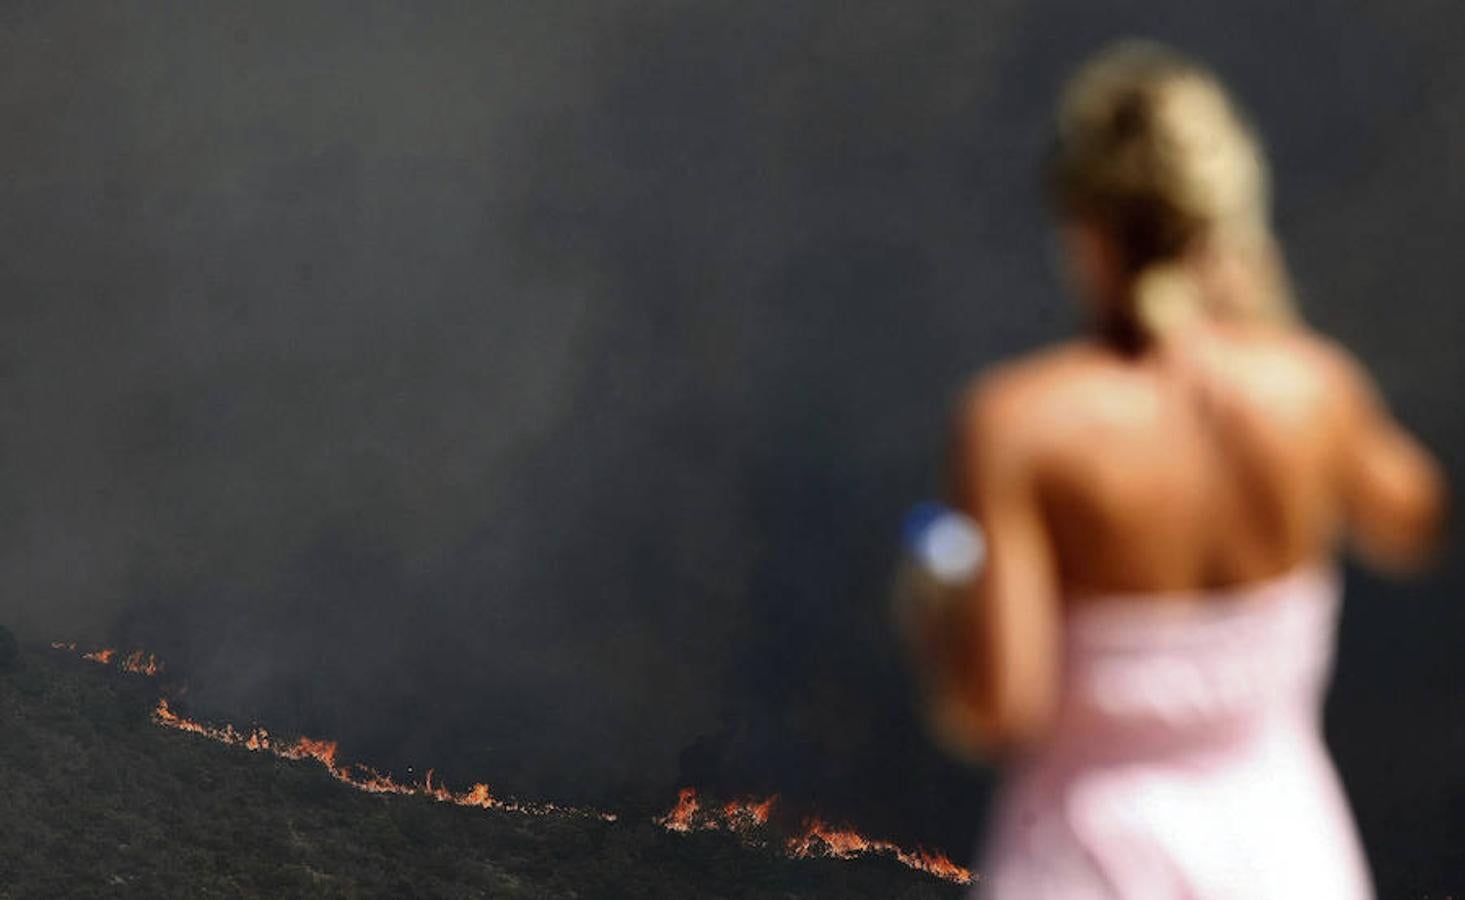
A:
974;564;1373;899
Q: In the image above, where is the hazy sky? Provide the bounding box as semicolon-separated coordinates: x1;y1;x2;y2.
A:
1;2;1461;890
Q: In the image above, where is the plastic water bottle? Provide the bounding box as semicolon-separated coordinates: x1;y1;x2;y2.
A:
903;502;985;584
892;502;986;654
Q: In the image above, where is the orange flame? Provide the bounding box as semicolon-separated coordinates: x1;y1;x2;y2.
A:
120;650;163;676
460;783;495;808
279;736;341;771
69;642;956;882
723;795;777;828
656;787;701;832
148;698;612;819
54;643;164;677
787;817;972;884
654;788;779;834
652;788;972;885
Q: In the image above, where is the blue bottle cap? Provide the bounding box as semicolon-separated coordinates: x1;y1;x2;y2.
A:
902;501;954;551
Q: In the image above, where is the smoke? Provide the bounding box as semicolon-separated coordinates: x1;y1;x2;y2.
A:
1;0;1462;874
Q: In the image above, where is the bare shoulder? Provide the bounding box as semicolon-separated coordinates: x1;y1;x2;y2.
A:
955;340;1101;452
1261;327;1362;378
1259;327;1380;417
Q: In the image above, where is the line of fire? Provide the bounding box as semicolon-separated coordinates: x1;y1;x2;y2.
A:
49;641;973;886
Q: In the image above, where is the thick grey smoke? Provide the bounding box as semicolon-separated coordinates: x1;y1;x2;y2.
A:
1;0;1461;882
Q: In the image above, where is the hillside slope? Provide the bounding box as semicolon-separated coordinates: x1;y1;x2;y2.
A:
0;641;964;900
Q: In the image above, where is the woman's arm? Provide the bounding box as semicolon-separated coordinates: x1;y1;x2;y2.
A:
918;372;1062;757
1326;344;1449;573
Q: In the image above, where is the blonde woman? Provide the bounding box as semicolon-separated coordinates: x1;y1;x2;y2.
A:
914;41;1447;899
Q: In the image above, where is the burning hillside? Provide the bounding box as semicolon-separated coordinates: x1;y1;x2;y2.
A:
35;640;972;893
150;696;614;820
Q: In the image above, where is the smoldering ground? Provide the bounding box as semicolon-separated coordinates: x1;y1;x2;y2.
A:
1;1;1462;884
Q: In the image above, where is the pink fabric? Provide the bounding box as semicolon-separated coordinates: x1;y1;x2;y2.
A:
974;564;1373;899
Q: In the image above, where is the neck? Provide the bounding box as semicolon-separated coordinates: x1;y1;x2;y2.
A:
1090;308;1149;357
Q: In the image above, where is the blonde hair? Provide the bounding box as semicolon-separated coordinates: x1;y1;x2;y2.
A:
1049;41;1298;344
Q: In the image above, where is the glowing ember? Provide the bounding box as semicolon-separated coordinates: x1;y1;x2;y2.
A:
83;647;116;664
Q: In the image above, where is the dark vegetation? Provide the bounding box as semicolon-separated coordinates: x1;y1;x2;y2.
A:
0;626;17;673
0;637;963;900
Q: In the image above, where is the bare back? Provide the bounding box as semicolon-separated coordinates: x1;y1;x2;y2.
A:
956;322;1446;606
1011;325;1346;600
